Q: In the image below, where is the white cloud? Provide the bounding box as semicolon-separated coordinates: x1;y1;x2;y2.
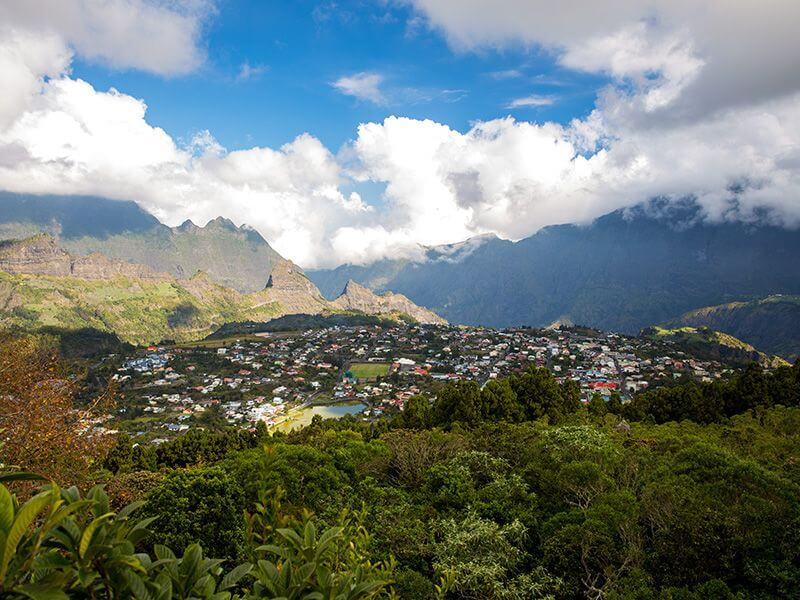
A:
1;0;800;271
332;72;386;104
236;62;268;82
404;1;800;116
0;0;212;76
506;95;554;109
488;69;522;80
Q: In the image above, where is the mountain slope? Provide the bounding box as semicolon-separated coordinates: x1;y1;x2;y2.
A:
0;235;445;344
309;201;800;333
331;280;446;324
641;326;788;368
665;295;800;360
0;192;282;292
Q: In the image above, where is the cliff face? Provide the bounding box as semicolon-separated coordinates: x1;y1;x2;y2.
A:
259;259;329;314
0;235;72;276
332;279;446;325
0;235;446;344
0;235;170;280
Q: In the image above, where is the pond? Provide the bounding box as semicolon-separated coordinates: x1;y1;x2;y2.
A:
273;402;366;432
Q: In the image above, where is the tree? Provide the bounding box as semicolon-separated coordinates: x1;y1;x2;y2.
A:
144;467;246;560
588;393;608;418
481;379;524;422
0;332;113;486
434;381;482;426
509;367;568;422
401;395;434;429
433;512;561;599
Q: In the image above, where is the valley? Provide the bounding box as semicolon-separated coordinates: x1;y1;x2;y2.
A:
86;321;765;444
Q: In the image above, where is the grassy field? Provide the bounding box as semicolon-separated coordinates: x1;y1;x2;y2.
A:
348;362;391;379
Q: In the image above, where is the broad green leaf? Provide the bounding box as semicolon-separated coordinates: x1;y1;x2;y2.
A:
14;582;69;600
1;490;53;581
219;562;252;590
78;512;114;559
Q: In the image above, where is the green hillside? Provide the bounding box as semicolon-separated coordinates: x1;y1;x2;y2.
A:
0;271;283;345
666;295;800;360
642;325;788;368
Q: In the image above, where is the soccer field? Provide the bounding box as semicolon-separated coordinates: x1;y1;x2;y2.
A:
348;362;391;379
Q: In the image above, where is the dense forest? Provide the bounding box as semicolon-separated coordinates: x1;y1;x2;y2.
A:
1;333;800;598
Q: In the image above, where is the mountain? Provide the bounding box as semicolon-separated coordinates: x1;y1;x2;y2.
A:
641;326;788;368
0;235;445;344
664;295;800;360
0;192;282;292
309;200;800;333
331;280;446;324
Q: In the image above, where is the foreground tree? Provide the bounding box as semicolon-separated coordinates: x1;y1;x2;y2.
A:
0;332;113;486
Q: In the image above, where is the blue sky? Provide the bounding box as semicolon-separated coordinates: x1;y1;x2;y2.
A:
70;0;605;152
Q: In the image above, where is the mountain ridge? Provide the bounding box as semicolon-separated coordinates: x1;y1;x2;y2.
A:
664;295;800;360
0;192;282;292
309;200;800;333
0;234;446;344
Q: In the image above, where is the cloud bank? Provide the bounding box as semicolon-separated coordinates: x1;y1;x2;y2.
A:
0;0;798;268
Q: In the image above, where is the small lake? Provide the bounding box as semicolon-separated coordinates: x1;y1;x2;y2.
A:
274;402;366;432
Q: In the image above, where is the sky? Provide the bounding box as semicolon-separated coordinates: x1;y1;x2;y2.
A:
0;1;799;268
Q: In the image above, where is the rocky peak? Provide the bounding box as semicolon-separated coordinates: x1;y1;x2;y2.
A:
259;259;328;314
175;219;200;233
205;216;238;231
333;279;446;325
266;260;318;293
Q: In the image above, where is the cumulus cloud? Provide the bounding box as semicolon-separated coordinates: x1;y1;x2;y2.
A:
0;0;799;270
0;0;212;76
332;72;386;104
404;1;800;117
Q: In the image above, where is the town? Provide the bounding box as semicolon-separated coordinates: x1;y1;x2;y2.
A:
83;323;754;444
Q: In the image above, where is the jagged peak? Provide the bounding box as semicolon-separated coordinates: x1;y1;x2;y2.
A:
266;259;312;289
340;278;369;295
205;216;238;230
175;219;199;232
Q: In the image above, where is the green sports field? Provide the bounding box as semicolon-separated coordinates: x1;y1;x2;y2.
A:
348;362;391;379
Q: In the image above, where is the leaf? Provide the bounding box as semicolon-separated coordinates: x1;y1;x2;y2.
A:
219;562;252;590
123;570;155;600
0;490;53;581
14;582;69;600
78;512;115;559
116;499;146;520
0;485;13;534
0;472;45;484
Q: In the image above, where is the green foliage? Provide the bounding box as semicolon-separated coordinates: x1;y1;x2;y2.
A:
0;471;394;599
0;476;154;599
143;468;246;561
248;514;394;599
623;361;800;424
433;512;561;599
417;366;582;430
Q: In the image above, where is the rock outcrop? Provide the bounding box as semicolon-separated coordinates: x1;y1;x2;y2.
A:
0;234;170;280
332;279;446;325
0;235;447;344
0;234;72;276
260;259;329;314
